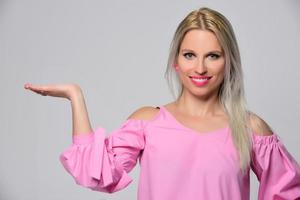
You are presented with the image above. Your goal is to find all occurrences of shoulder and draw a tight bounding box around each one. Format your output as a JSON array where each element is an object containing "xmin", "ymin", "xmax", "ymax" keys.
[
  {"xmin": 126, "ymin": 106, "xmax": 160, "ymax": 121},
  {"xmin": 247, "ymin": 111, "xmax": 274, "ymax": 136}
]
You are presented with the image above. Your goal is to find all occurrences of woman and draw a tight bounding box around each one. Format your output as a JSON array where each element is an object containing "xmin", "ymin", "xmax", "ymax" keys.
[{"xmin": 24, "ymin": 7, "xmax": 300, "ymax": 200}]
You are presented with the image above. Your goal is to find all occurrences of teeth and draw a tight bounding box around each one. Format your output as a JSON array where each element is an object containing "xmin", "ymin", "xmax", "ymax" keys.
[{"xmin": 191, "ymin": 78, "xmax": 209, "ymax": 82}]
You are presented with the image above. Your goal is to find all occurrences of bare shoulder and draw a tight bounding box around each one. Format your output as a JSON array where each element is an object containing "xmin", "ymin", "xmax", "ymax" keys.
[
  {"xmin": 126, "ymin": 106, "xmax": 160, "ymax": 121},
  {"xmin": 247, "ymin": 111, "xmax": 274, "ymax": 136}
]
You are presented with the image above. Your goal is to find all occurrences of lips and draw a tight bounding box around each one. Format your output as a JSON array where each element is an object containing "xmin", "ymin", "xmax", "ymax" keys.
[
  {"xmin": 189, "ymin": 75, "xmax": 212, "ymax": 79},
  {"xmin": 189, "ymin": 75, "xmax": 212, "ymax": 86}
]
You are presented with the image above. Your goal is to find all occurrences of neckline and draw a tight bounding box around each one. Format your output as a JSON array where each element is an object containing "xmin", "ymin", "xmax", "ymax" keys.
[{"xmin": 158, "ymin": 105, "xmax": 230, "ymax": 136}]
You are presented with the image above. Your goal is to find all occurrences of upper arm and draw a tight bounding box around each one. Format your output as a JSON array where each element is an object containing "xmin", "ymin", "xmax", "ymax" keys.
[
  {"xmin": 126, "ymin": 106, "xmax": 160, "ymax": 121},
  {"xmin": 248, "ymin": 111, "xmax": 274, "ymax": 136}
]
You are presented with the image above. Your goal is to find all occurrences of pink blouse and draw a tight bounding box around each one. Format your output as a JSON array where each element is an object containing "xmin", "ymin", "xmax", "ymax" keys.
[{"xmin": 59, "ymin": 105, "xmax": 300, "ymax": 200}]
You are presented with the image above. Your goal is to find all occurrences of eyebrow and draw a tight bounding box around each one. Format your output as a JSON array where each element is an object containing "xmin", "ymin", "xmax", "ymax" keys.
[{"xmin": 180, "ymin": 48, "xmax": 223, "ymax": 54}]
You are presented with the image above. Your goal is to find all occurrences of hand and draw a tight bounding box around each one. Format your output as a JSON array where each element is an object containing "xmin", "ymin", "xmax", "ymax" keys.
[{"xmin": 24, "ymin": 83, "xmax": 82, "ymax": 100}]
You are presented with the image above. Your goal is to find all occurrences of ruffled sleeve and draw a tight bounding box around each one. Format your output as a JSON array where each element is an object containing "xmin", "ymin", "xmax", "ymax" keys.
[
  {"xmin": 250, "ymin": 132, "xmax": 300, "ymax": 200},
  {"xmin": 59, "ymin": 119, "xmax": 147, "ymax": 193}
]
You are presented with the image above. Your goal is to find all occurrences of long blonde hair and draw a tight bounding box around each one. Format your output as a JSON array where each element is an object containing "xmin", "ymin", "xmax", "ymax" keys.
[{"xmin": 165, "ymin": 7, "xmax": 253, "ymax": 175}]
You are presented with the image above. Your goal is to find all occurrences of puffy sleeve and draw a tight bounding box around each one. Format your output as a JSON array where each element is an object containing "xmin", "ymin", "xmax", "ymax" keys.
[
  {"xmin": 250, "ymin": 132, "xmax": 300, "ymax": 200},
  {"xmin": 59, "ymin": 119, "xmax": 147, "ymax": 193}
]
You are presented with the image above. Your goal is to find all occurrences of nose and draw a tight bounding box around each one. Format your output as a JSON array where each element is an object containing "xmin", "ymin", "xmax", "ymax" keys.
[{"xmin": 194, "ymin": 59, "xmax": 207, "ymax": 74}]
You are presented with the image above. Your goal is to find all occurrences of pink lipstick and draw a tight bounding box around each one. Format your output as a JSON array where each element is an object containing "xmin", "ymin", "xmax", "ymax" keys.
[{"xmin": 189, "ymin": 75, "xmax": 212, "ymax": 86}]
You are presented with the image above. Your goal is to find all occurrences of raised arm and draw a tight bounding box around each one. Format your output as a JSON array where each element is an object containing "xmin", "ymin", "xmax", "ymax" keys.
[
  {"xmin": 25, "ymin": 82, "xmax": 160, "ymax": 193},
  {"xmin": 69, "ymin": 89, "xmax": 93, "ymax": 136}
]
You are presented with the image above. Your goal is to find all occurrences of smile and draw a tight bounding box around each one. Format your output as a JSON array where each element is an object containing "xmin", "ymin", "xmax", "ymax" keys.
[{"xmin": 189, "ymin": 76, "xmax": 212, "ymax": 86}]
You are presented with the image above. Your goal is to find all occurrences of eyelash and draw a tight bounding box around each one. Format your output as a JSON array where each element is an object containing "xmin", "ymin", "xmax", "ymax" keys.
[{"xmin": 183, "ymin": 52, "xmax": 220, "ymax": 60}]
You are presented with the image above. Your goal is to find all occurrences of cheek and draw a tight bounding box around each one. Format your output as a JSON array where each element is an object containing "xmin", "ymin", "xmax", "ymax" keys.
[
  {"xmin": 210, "ymin": 60, "xmax": 225, "ymax": 76},
  {"xmin": 176, "ymin": 70, "xmax": 191, "ymax": 85},
  {"xmin": 213, "ymin": 68, "xmax": 226, "ymax": 84},
  {"xmin": 211, "ymin": 69, "xmax": 225, "ymax": 83},
  {"xmin": 207, "ymin": 65, "xmax": 225, "ymax": 84},
  {"xmin": 216, "ymin": 66, "xmax": 225, "ymax": 75}
]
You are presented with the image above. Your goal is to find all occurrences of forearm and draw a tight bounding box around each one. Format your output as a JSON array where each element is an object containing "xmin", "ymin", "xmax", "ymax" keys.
[{"xmin": 70, "ymin": 90, "xmax": 93, "ymax": 136}]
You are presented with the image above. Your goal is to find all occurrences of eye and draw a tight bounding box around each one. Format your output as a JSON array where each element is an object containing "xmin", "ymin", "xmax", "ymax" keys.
[
  {"xmin": 183, "ymin": 52, "xmax": 195, "ymax": 59},
  {"xmin": 208, "ymin": 53, "xmax": 220, "ymax": 60}
]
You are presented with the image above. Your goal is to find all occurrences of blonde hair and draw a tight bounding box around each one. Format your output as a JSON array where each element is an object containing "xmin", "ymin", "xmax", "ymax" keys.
[{"xmin": 165, "ymin": 7, "xmax": 253, "ymax": 175}]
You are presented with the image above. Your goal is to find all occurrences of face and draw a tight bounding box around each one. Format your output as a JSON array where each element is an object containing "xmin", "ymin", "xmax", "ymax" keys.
[{"xmin": 175, "ymin": 29, "xmax": 225, "ymax": 98}]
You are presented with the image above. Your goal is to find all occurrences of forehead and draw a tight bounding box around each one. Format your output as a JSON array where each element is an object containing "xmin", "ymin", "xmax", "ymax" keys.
[{"xmin": 180, "ymin": 29, "xmax": 222, "ymax": 52}]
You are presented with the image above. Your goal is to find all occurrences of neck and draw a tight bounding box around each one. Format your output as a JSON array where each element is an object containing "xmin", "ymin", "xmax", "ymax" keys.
[{"xmin": 175, "ymin": 89, "xmax": 224, "ymax": 117}]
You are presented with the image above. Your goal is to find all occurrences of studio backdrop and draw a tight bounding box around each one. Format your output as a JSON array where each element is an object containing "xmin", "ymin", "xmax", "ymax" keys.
[{"xmin": 1, "ymin": 0, "xmax": 300, "ymax": 199}]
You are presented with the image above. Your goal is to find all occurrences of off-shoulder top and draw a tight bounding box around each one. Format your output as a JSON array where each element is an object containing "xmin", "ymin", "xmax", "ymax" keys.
[{"xmin": 59, "ymin": 105, "xmax": 300, "ymax": 200}]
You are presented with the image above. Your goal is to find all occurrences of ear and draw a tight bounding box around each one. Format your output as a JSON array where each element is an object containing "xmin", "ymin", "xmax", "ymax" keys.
[{"xmin": 173, "ymin": 63, "xmax": 179, "ymax": 71}]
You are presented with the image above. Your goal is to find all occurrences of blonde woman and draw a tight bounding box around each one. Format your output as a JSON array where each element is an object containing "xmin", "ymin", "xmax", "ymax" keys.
[{"xmin": 24, "ymin": 7, "xmax": 300, "ymax": 200}]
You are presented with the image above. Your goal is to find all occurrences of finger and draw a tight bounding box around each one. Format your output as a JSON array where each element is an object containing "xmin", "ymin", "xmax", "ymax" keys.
[
  {"xmin": 24, "ymin": 83, "xmax": 33, "ymax": 89},
  {"xmin": 30, "ymin": 85, "xmax": 48, "ymax": 92}
]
